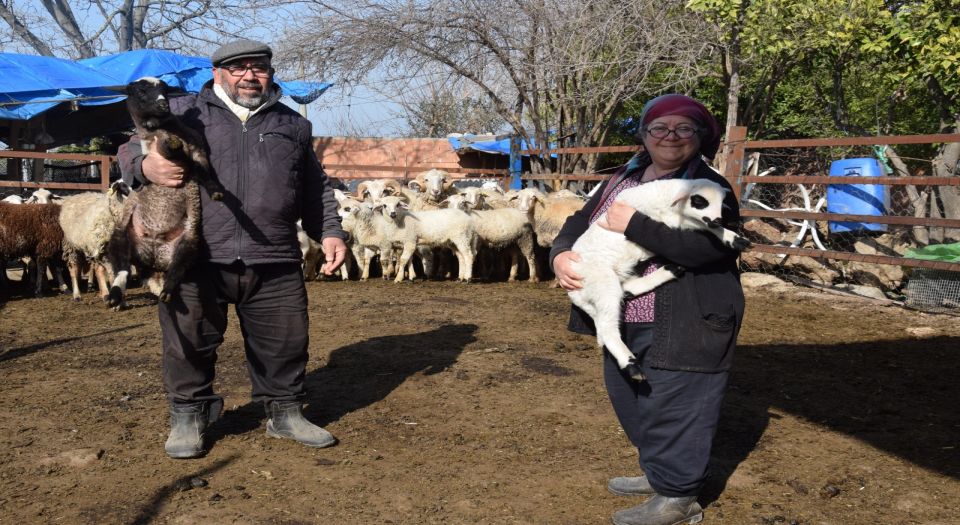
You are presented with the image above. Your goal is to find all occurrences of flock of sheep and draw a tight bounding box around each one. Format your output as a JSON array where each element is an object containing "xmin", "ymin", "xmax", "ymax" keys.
[
  {"xmin": 0, "ymin": 169, "xmax": 588, "ymax": 305},
  {"xmin": 304, "ymin": 169, "xmax": 586, "ymax": 284}
]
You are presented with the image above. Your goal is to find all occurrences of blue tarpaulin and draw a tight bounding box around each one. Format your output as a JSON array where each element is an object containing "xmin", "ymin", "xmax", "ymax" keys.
[
  {"xmin": 80, "ymin": 49, "xmax": 332, "ymax": 105},
  {"xmin": 0, "ymin": 53, "xmax": 124, "ymax": 120},
  {"xmin": 0, "ymin": 50, "xmax": 332, "ymax": 121}
]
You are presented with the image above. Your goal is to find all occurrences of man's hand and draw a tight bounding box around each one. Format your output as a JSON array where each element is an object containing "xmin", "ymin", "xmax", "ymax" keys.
[
  {"xmin": 596, "ymin": 201, "xmax": 636, "ymax": 234},
  {"xmin": 141, "ymin": 140, "xmax": 187, "ymax": 188},
  {"xmin": 321, "ymin": 237, "xmax": 349, "ymax": 276}
]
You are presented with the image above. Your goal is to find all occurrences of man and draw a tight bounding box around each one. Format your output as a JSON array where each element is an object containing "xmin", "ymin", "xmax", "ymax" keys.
[{"xmin": 118, "ymin": 39, "xmax": 349, "ymax": 459}]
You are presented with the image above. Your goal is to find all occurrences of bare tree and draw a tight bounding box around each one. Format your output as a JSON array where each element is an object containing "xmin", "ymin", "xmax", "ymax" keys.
[
  {"xmin": 281, "ymin": 0, "xmax": 713, "ymax": 174},
  {"xmin": 0, "ymin": 0, "xmax": 264, "ymax": 58}
]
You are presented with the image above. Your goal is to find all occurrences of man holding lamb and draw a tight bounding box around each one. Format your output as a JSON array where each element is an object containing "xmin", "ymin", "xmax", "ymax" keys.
[{"xmin": 118, "ymin": 39, "xmax": 348, "ymax": 459}]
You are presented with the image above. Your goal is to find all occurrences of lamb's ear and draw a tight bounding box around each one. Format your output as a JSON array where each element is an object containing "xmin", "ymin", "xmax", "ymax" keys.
[
  {"xmin": 671, "ymin": 189, "xmax": 691, "ymax": 207},
  {"xmin": 438, "ymin": 198, "xmax": 450, "ymax": 207},
  {"xmin": 398, "ymin": 201, "xmax": 410, "ymax": 209}
]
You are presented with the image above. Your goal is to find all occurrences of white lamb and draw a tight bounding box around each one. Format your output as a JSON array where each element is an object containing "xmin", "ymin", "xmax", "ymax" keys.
[
  {"xmin": 566, "ymin": 178, "xmax": 749, "ymax": 381},
  {"xmin": 374, "ymin": 195, "xmax": 477, "ymax": 283}
]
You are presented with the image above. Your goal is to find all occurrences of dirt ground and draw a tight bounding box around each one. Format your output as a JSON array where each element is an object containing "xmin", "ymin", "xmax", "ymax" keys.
[{"xmin": 0, "ymin": 272, "xmax": 958, "ymax": 525}]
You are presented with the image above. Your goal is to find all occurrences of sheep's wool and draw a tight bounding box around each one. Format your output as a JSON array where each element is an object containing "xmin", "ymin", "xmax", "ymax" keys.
[{"xmin": 592, "ymin": 176, "xmax": 660, "ymax": 323}]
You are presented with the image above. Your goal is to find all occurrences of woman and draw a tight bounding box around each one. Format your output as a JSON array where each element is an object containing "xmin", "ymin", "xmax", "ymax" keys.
[{"xmin": 550, "ymin": 94, "xmax": 745, "ymax": 525}]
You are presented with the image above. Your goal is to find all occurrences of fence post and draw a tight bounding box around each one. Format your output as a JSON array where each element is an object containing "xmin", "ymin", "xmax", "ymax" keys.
[
  {"xmin": 100, "ymin": 156, "xmax": 111, "ymax": 191},
  {"xmin": 723, "ymin": 126, "xmax": 748, "ymax": 200},
  {"xmin": 508, "ymin": 135, "xmax": 523, "ymax": 190}
]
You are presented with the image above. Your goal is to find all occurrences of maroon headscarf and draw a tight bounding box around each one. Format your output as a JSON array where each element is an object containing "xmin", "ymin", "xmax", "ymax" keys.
[{"xmin": 639, "ymin": 94, "xmax": 722, "ymax": 160}]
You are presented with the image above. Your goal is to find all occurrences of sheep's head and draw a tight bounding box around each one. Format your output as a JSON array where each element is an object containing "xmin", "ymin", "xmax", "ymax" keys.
[
  {"xmin": 414, "ymin": 169, "xmax": 452, "ymax": 201},
  {"xmin": 441, "ymin": 193, "xmax": 471, "ymax": 212},
  {"xmin": 356, "ymin": 178, "xmax": 402, "ymax": 202},
  {"xmin": 511, "ymin": 188, "xmax": 545, "ymax": 213},
  {"xmin": 26, "ymin": 188, "xmax": 61, "ymax": 204},
  {"xmin": 125, "ymin": 77, "xmax": 172, "ymax": 127},
  {"xmin": 457, "ymin": 187, "xmax": 485, "ymax": 210},
  {"xmin": 671, "ymin": 179, "xmax": 729, "ymax": 229},
  {"xmin": 373, "ymin": 195, "xmax": 409, "ymax": 221}
]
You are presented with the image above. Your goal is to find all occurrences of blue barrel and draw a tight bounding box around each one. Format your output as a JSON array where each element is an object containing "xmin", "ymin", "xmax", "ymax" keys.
[{"xmin": 826, "ymin": 158, "xmax": 888, "ymax": 233}]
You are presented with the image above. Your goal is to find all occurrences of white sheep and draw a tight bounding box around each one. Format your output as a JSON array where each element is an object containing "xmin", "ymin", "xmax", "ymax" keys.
[
  {"xmin": 57, "ymin": 185, "xmax": 127, "ymax": 304},
  {"xmin": 510, "ymin": 188, "xmax": 585, "ymax": 247},
  {"xmin": 373, "ymin": 195, "xmax": 478, "ymax": 283},
  {"xmin": 444, "ymin": 193, "xmax": 538, "ymax": 282},
  {"xmin": 566, "ymin": 178, "xmax": 749, "ymax": 381}
]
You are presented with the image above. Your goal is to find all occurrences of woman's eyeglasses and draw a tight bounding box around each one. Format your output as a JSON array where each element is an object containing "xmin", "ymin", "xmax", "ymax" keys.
[
  {"xmin": 644, "ymin": 125, "xmax": 700, "ymax": 139},
  {"xmin": 222, "ymin": 64, "xmax": 272, "ymax": 78}
]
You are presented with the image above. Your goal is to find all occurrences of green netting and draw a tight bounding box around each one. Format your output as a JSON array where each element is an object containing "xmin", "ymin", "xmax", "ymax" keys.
[{"xmin": 904, "ymin": 242, "xmax": 960, "ymax": 263}]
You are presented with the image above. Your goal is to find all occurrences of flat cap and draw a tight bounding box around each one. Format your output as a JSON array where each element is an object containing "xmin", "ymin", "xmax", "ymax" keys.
[{"xmin": 211, "ymin": 39, "xmax": 273, "ymax": 66}]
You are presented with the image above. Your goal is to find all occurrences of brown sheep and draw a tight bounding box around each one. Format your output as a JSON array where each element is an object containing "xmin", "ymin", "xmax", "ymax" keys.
[{"xmin": 0, "ymin": 202, "xmax": 66, "ymax": 297}]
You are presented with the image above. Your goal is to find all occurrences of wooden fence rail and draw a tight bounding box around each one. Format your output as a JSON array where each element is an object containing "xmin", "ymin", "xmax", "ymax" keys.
[{"xmin": 0, "ymin": 151, "xmax": 114, "ymax": 192}]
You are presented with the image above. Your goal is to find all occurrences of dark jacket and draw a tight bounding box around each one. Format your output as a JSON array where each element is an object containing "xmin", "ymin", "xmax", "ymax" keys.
[
  {"xmin": 118, "ymin": 81, "xmax": 347, "ymax": 265},
  {"xmin": 549, "ymin": 156, "xmax": 745, "ymax": 373}
]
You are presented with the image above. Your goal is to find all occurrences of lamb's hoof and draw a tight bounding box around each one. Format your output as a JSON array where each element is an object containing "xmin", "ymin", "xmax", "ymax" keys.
[
  {"xmin": 72, "ymin": 297, "xmax": 82, "ymax": 303},
  {"xmin": 211, "ymin": 192, "xmax": 224, "ymax": 201},
  {"xmin": 731, "ymin": 236, "xmax": 751, "ymax": 251},
  {"xmin": 663, "ymin": 263, "xmax": 685, "ymax": 278},
  {"xmin": 625, "ymin": 362, "xmax": 646, "ymax": 382},
  {"xmin": 158, "ymin": 291, "xmax": 174, "ymax": 303}
]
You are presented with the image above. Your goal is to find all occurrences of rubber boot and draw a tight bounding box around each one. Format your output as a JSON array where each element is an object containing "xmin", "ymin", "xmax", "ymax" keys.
[
  {"xmin": 612, "ymin": 494, "xmax": 703, "ymax": 525},
  {"xmin": 164, "ymin": 398, "xmax": 222, "ymax": 459},
  {"xmin": 608, "ymin": 475, "xmax": 656, "ymax": 496},
  {"xmin": 264, "ymin": 400, "xmax": 337, "ymax": 448}
]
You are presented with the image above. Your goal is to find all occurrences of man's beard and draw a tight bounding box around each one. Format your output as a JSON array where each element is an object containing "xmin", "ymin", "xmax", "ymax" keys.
[{"xmin": 229, "ymin": 82, "xmax": 268, "ymax": 109}]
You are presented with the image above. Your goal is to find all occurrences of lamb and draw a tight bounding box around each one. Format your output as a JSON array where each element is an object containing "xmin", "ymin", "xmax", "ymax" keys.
[
  {"xmin": 566, "ymin": 178, "xmax": 749, "ymax": 381},
  {"xmin": 510, "ymin": 188, "xmax": 585, "ymax": 247},
  {"xmin": 372, "ymin": 195, "xmax": 478, "ymax": 283},
  {"xmin": 108, "ymin": 77, "xmax": 226, "ymax": 305},
  {"xmin": 57, "ymin": 183, "xmax": 128, "ymax": 304},
  {"xmin": 337, "ymin": 198, "xmax": 388, "ymax": 281},
  {"xmin": 444, "ymin": 193, "xmax": 538, "ymax": 282},
  {"xmin": 0, "ymin": 202, "xmax": 67, "ymax": 296}
]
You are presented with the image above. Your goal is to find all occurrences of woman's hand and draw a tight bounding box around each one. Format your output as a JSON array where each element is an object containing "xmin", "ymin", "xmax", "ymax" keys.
[
  {"xmin": 141, "ymin": 140, "xmax": 186, "ymax": 188},
  {"xmin": 596, "ymin": 201, "xmax": 635, "ymax": 234},
  {"xmin": 553, "ymin": 251, "xmax": 583, "ymax": 291}
]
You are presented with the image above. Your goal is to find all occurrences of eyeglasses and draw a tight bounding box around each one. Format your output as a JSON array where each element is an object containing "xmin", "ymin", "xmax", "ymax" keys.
[
  {"xmin": 222, "ymin": 64, "xmax": 272, "ymax": 78},
  {"xmin": 644, "ymin": 125, "xmax": 700, "ymax": 139}
]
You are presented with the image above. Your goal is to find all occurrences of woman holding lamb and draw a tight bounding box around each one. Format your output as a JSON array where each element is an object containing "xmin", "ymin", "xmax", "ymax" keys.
[{"xmin": 550, "ymin": 94, "xmax": 745, "ymax": 525}]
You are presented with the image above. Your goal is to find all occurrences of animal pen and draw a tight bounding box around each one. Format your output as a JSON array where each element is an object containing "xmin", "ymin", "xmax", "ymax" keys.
[{"xmin": 322, "ymin": 131, "xmax": 960, "ymax": 313}]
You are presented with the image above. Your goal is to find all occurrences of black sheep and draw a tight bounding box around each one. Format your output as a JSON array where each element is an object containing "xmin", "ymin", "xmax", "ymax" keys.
[{"xmin": 109, "ymin": 77, "xmax": 224, "ymax": 304}]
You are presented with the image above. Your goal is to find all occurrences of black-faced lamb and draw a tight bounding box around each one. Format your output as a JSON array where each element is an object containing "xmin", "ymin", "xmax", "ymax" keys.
[
  {"xmin": 109, "ymin": 77, "xmax": 225, "ymax": 305},
  {"xmin": 566, "ymin": 178, "xmax": 749, "ymax": 381}
]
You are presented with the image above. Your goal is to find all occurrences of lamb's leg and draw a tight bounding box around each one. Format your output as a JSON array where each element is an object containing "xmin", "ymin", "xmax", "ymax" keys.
[
  {"xmin": 66, "ymin": 250, "xmax": 83, "ymax": 301},
  {"xmin": 517, "ymin": 230, "xmax": 539, "ymax": 282},
  {"xmin": 393, "ymin": 242, "xmax": 417, "ymax": 283},
  {"xmin": 708, "ymin": 226, "xmax": 751, "ymax": 251},
  {"xmin": 621, "ymin": 265, "xmax": 685, "ymax": 298},
  {"xmin": 571, "ymin": 273, "xmax": 644, "ymax": 382},
  {"xmin": 506, "ymin": 247, "xmax": 520, "ymax": 282},
  {"xmin": 33, "ymin": 257, "xmax": 47, "ymax": 297},
  {"xmin": 454, "ymin": 239, "xmax": 476, "ymax": 282},
  {"xmin": 94, "ymin": 261, "xmax": 111, "ymax": 302}
]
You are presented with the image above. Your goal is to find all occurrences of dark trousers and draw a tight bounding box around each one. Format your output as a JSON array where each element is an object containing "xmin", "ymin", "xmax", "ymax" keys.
[
  {"xmin": 604, "ymin": 323, "xmax": 728, "ymax": 497},
  {"xmin": 158, "ymin": 261, "xmax": 309, "ymax": 404}
]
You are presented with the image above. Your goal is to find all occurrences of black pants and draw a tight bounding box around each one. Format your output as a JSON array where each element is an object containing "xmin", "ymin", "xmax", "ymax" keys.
[
  {"xmin": 158, "ymin": 261, "xmax": 309, "ymax": 404},
  {"xmin": 604, "ymin": 323, "xmax": 728, "ymax": 497}
]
